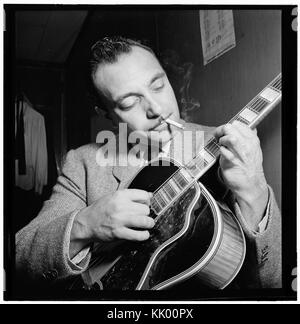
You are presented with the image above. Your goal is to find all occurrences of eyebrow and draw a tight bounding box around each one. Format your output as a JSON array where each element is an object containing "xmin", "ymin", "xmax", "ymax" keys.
[
  {"xmin": 148, "ymin": 71, "xmax": 166, "ymax": 87},
  {"xmin": 115, "ymin": 71, "xmax": 166, "ymax": 103}
]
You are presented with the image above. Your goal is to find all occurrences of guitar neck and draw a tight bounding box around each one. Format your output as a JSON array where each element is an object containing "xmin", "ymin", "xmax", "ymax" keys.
[
  {"xmin": 229, "ymin": 73, "xmax": 282, "ymax": 130},
  {"xmin": 151, "ymin": 73, "xmax": 281, "ymax": 216},
  {"xmin": 185, "ymin": 73, "xmax": 282, "ymax": 179}
]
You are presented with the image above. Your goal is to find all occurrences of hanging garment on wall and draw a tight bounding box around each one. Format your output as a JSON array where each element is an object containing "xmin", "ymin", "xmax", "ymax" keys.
[
  {"xmin": 15, "ymin": 98, "xmax": 48, "ymax": 194},
  {"xmin": 15, "ymin": 98, "xmax": 27, "ymax": 174}
]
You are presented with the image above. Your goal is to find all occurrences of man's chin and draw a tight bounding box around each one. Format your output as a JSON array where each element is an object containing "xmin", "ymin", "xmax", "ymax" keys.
[{"xmin": 148, "ymin": 129, "xmax": 173, "ymax": 146}]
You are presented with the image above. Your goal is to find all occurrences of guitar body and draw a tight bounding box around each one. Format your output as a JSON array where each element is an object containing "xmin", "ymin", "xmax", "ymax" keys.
[{"xmin": 71, "ymin": 158, "xmax": 245, "ymax": 290}]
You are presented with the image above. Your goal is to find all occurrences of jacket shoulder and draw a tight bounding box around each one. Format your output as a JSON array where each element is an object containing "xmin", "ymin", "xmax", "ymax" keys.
[
  {"xmin": 73, "ymin": 143, "xmax": 103, "ymax": 157},
  {"xmin": 61, "ymin": 143, "xmax": 107, "ymax": 170}
]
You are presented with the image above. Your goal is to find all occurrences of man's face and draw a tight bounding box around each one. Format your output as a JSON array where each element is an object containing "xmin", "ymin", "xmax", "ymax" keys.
[{"xmin": 93, "ymin": 46, "xmax": 180, "ymax": 143}]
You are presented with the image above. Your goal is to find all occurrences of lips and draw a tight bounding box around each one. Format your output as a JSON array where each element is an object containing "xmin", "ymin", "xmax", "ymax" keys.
[
  {"xmin": 150, "ymin": 114, "xmax": 172, "ymax": 131},
  {"xmin": 151, "ymin": 121, "xmax": 169, "ymax": 132}
]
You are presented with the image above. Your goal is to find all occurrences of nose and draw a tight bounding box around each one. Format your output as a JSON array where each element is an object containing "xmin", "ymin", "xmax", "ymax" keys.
[{"xmin": 144, "ymin": 96, "xmax": 163, "ymax": 119}]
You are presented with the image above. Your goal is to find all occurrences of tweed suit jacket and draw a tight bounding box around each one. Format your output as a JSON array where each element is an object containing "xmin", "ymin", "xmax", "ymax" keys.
[{"xmin": 16, "ymin": 121, "xmax": 282, "ymax": 290}]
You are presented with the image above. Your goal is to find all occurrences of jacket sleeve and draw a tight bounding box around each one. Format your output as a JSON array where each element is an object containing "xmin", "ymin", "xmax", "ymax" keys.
[
  {"xmin": 231, "ymin": 186, "xmax": 282, "ymax": 288},
  {"xmin": 15, "ymin": 149, "xmax": 91, "ymax": 285}
]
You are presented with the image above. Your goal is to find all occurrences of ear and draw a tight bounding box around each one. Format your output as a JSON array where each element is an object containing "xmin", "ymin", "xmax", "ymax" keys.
[{"xmin": 109, "ymin": 110, "xmax": 122, "ymax": 129}]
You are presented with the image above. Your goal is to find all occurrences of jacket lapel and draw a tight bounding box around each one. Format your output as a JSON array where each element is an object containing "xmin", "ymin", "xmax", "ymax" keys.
[{"xmin": 112, "ymin": 151, "xmax": 143, "ymax": 190}]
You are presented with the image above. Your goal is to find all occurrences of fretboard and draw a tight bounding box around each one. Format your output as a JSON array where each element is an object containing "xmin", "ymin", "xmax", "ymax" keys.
[{"xmin": 151, "ymin": 73, "xmax": 281, "ymax": 216}]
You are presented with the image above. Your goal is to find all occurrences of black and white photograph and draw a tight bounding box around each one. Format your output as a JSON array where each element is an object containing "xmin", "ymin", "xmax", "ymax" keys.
[{"xmin": 3, "ymin": 3, "xmax": 297, "ymax": 304}]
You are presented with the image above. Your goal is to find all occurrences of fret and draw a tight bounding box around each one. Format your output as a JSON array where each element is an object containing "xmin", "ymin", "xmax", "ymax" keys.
[
  {"xmin": 180, "ymin": 168, "xmax": 194, "ymax": 182},
  {"xmin": 160, "ymin": 187, "xmax": 171, "ymax": 202},
  {"xmin": 152, "ymin": 169, "xmax": 192, "ymax": 214},
  {"xmin": 159, "ymin": 186, "xmax": 172, "ymax": 203},
  {"xmin": 155, "ymin": 191, "xmax": 168, "ymax": 208},
  {"xmin": 246, "ymin": 97, "xmax": 260, "ymax": 112},
  {"xmin": 270, "ymin": 85, "xmax": 281, "ymax": 92},
  {"xmin": 193, "ymin": 155, "xmax": 207, "ymax": 169},
  {"xmin": 205, "ymin": 139, "xmax": 220, "ymax": 157},
  {"xmin": 151, "ymin": 197, "xmax": 161, "ymax": 214},
  {"xmin": 168, "ymin": 178, "xmax": 181, "ymax": 194},
  {"xmin": 234, "ymin": 115, "xmax": 249, "ymax": 125},
  {"xmin": 173, "ymin": 173, "xmax": 185, "ymax": 190},
  {"xmin": 247, "ymin": 98, "xmax": 260, "ymax": 113},
  {"xmin": 248, "ymin": 96, "xmax": 269, "ymax": 113},
  {"xmin": 186, "ymin": 160, "xmax": 201, "ymax": 176},
  {"xmin": 202, "ymin": 148, "xmax": 216, "ymax": 164},
  {"xmin": 270, "ymin": 75, "xmax": 281, "ymax": 91},
  {"xmin": 173, "ymin": 170, "xmax": 190, "ymax": 190},
  {"xmin": 259, "ymin": 87, "xmax": 281, "ymax": 103},
  {"xmin": 272, "ymin": 78, "xmax": 281, "ymax": 88},
  {"xmin": 239, "ymin": 108, "xmax": 258, "ymax": 124},
  {"xmin": 191, "ymin": 148, "xmax": 216, "ymax": 172},
  {"xmin": 162, "ymin": 183, "xmax": 175, "ymax": 200}
]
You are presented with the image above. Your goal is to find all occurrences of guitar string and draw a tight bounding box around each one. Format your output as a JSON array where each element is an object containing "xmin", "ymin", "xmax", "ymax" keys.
[
  {"xmin": 151, "ymin": 75, "xmax": 281, "ymax": 217},
  {"xmin": 152, "ymin": 96, "xmax": 269, "ymax": 208},
  {"xmin": 152, "ymin": 115, "xmax": 256, "ymax": 213},
  {"xmin": 149, "ymin": 75, "xmax": 282, "ymax": 212},
  {"xmin": 151, "ymin": 116, "xmax": 255, "ymax": 215},
  {"xmin": 151, "ymin": 74, "xmax": 282, "ymax": 213}
]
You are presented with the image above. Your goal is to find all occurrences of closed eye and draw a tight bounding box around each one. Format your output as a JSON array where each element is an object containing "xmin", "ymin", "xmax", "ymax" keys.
[
  {"xmin": 119, "ymin": 96, "xmax": 140, "ymax": 110},
  {"xmin": 151, "ymin": 78, "xmax": 165, "ymax": 91}
]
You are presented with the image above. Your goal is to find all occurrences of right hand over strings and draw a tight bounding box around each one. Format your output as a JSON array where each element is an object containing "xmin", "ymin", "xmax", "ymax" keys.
[{"xmin": 69, "ymin": 189, "xmax": 154, "ymax": 259}]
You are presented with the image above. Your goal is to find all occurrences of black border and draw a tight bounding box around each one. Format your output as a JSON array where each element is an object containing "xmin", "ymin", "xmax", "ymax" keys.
[{"xmin": 3, "ymin": 4, "xmax": 297, "ymax": 302}]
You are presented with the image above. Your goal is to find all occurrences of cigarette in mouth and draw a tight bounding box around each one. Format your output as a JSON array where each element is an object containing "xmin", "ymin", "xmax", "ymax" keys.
[{"xmin": 163, "ymin": 118, "xmax": 185, "ymax": 130}]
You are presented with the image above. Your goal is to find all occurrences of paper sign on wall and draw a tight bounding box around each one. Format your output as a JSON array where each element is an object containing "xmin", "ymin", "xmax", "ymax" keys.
[{"xmin": 199, "ymin": 10, "xmax": 236, "ymax": 65}]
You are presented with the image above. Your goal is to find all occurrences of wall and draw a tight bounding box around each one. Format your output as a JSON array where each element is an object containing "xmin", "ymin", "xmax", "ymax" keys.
[{"xmin": 156, "ymin": 10, "xmax": 281, "ymax": 207}]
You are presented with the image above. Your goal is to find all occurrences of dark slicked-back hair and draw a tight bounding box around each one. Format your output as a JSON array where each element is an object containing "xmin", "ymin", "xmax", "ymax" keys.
[
  {"xmin": 88, "ymin": 36, "xmax": 158, "ymax": 120},
  {"xmin": 90, "ymin": 36, "xmax": 155, "ymax": 77}
]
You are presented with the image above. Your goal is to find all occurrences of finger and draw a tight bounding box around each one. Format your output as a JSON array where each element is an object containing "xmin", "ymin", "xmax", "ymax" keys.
[
  {"xmin": 225, "ymin": 123, "xmax": 246, "ymax": 140},
  {"xmin": 219, "ymin": 146, "xmax": 236, "ymax": 163},
  {"xmin": 114, "ymin": 227, "xmax": 151, "ymax": 241},
  {"xmin": 124, "ymin": 214, "xmax": 155, "ymax": 229},
  {"xmin": 122, "ymin": 189, "xmax": 152, "ymax": 205},
  {"xmin": 231, "ymin": 120, "xmax": 256, "ymax": 138},
  {"xmin": 214, "ymin": 124, "xmax": 227, "ymax": 139},
  {"xmin": 214, "ymin": 123, "xmax": 240, "ymax": 140},
  {"xmin": 231, "ymin": 122, "xmax": 261, "ymax": 150},
  {"xmin": 129, "ymin": 202, "xmax": 151, "ymax": 216},
  {"xmin": 218, "ymin": 134, "xmax": 246, "ymax": 162}
]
